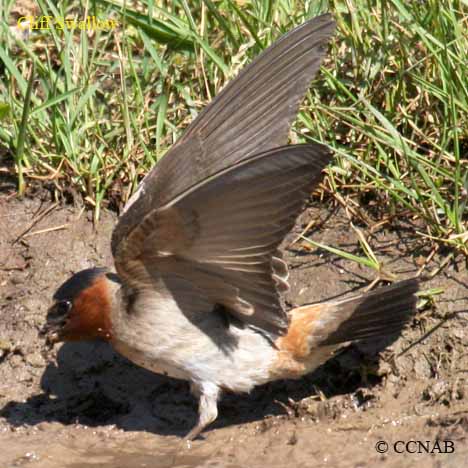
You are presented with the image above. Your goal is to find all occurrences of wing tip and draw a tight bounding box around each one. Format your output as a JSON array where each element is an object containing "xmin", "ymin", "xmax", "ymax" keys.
[
  {"xmin": 290, "ymin": 142, "xmax": 334, "ymax": 172},
  {"xmin": 296, "ymin": 12, "xmax": 336, "ymax": 40}
]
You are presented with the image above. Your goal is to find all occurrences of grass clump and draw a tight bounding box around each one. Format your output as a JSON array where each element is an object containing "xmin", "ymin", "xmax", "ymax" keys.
[{"xmin": 0, "ymin": 0, "xmax": 466, "ymax": 261}]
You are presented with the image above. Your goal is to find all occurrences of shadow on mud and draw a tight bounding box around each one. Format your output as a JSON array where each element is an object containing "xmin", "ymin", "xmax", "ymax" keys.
[{"xmin": 0, "ymin": 334, "xmax": 398, "ymax": 438}]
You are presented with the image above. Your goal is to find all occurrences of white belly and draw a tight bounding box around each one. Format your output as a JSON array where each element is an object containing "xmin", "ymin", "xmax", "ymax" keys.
[{"xmin": 112, "ymin": 338, "xmax": 191, "ymax": 381}]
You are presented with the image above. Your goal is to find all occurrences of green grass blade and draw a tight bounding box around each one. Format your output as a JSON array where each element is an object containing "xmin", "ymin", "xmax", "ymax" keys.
[{"xmin": 15, "ymin": 63, "xmax": 35, "ymax": 196}]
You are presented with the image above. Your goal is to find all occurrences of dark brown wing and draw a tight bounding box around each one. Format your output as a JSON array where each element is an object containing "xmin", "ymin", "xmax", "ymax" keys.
[
  {"xmin": 114, "ymin": 144, "xmax": 332, "ymax": 335},
  {"xmin": 112, "ymin": 15, "xmax": 335, "ymax": 253}
]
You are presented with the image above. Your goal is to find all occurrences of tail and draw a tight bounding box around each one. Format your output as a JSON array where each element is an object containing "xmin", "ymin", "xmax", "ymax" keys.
[{"xmin": 274, "ymin": 279, "xmax": 419, "ymax": 378}]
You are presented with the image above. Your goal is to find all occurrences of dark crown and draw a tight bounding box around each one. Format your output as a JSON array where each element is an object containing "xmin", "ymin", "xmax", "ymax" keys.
[{"xmin": 53, "ymin": 267, "xmax": 108, "ymax": 302}]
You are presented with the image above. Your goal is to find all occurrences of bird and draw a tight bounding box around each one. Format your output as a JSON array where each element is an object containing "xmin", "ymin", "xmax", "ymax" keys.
[{"xmin": 42, "ymin": 14, "xmax": 419, "ymax": 440}]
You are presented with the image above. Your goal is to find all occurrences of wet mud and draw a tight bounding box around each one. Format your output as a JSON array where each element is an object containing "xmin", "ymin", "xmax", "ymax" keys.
[{"xmin": 1, "ymin": 190, "xmax": 467, "ymax": 467}]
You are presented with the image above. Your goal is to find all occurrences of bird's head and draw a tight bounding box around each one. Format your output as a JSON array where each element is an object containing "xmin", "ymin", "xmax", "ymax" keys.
[{"xmin": 42, "ymin": 267, "xmax": 121, "ymax": 345}]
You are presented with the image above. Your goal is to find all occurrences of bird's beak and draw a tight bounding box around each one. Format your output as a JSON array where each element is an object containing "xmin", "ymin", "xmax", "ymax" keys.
[{"xmin": 40, "ymin": 309, "xmax": 66, "ymax": 346}]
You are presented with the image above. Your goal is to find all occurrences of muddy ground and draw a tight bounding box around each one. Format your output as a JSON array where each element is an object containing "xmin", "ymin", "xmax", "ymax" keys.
[{"xmin": 0, "ymin": 184, "xmax": 467, "ymax": 468}]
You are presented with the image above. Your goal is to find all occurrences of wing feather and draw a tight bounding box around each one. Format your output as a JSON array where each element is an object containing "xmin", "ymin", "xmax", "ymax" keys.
[
  {"xmin": 111, "ymin": 15, "xmax": 335, "ymax": 253},
  {"xmin": 114, "ymin": 144, "xmax": 332, "ymax": 335}
]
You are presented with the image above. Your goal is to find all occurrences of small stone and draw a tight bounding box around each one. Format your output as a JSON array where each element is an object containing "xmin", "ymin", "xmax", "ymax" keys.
[
  {"xmin": 22, "ymin": 297, "xmax": 40, "ymax": 312},
  {"xmin": 413, "ymin": 357, "xmax": 432, "ymax": 378},
  {"xmin": 26, "ymin": 352, "xmax": 45, "ymax": 368},
  {"xmin": 9, "ymin": 354, "xmax": 23, "ymax": 368},
  {"xmin": 0, "ymin": 339, "xmax": 11, "ymax": 351}
]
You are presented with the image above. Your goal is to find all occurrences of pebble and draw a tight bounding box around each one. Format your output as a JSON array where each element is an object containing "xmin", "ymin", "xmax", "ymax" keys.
[{"xmin": 26, "ymin": 352, "xmax": 45, "ymax": 368}]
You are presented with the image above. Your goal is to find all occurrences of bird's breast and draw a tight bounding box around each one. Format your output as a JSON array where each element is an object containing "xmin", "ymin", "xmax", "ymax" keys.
[{"xmin": 111, "ymin": 337, "xmax": 191, "ymax": 381}]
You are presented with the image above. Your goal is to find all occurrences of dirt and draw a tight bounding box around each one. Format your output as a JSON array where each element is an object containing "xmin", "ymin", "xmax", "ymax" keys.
[{"xmin": 0, "ymin": 185, "xmax": 467, "ymax": 468}]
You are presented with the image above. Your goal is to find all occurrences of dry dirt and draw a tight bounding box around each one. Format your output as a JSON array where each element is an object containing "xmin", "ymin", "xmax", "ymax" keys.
[{"xmin": 0, "ymin": 184, "xmax": 467, "ymax": 468}]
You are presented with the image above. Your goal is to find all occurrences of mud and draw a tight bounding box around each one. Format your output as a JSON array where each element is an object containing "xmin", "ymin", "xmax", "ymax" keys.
[{"xmin": 0, "ymin": 188, "xmax": 467, "ymax": 467}]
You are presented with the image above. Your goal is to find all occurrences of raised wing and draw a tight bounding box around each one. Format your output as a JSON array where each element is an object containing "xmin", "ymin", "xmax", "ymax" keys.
[
  {"xmin": 112, "ymin": 15, "xmax": 335, "ymax": 253},
  {"xmin": 114, "ymin": 144, "xmax": 332, "ymax": 335}
]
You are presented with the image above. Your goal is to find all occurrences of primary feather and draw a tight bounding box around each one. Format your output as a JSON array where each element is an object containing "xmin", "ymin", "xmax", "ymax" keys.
[{"xmin": 111, "ymin": 14, "xmax": 336, "ymax": 337}]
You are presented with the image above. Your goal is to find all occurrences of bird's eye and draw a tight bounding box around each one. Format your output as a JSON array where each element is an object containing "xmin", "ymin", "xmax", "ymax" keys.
[
  {"xmin": 47, "ymin": 300, "xmax": 72, "ymax": 324},
  {"xmin": 55, "ymin": 300, "xmax": 72, "ymax": 316}
]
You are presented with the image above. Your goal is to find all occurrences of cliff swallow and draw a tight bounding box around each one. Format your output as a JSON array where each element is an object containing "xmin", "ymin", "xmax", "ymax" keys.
[{"xmin": 43, "ymin": 14, "xmax": 419, "ymax": 440}]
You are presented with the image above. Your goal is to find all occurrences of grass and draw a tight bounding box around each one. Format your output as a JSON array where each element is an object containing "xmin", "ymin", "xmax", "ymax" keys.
[{"xmin": 0, "ymin": 0, "xmax": 467, "ymax": 267}]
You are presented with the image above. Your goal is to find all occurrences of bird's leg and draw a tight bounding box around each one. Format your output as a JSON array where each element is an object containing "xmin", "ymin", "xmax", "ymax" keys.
[{"xmin": 185, "ymin": 381, "xmax": 220, "ymax": 441}]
